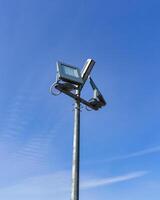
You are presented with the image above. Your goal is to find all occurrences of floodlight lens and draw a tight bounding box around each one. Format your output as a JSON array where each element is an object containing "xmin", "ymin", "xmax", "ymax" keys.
[
  {"xmin": 63, "ymin": 65, "xmax": 79, "ymax": 78},
  {"xmin": 57, "ymin": 61, "xmax": 83, "ymax": 85}
]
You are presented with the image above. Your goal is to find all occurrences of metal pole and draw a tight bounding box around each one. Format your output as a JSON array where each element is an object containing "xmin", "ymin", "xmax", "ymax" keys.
[{"xmin": 71, "ymin": 89, "xmax": 81, "ymax": 200}]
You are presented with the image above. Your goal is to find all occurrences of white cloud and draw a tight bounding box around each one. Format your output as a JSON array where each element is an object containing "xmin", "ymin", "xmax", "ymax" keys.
[
  {"xmin": 0, "ymin": 171, "xmax": 70, "ymax": 200},
  {"xmin": 0, "ymin": 170, "xmax": 148, "ymax": 200},
  {"xmin": 81, "ymin": 171, "xmax": 148, "ymax": 189},
  {"xmin": 84, "ymin": 145, "xmax": 160, "ymax": 166},
  {"xmin": 108, "ymin": 146, "xmax": 160, "ymax": 162}
]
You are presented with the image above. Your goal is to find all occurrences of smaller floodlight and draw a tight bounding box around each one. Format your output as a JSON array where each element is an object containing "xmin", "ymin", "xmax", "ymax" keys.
[
  {"xmin": 89, "ymin": 77, "xmax": 106, "ymax": 107},
  {"xmin": 57, "ymin": 61, "xmax": 83, "ymax": 85},
  {"xmin": 81, "ymin": 59, "xmax": 95, "ymax": 86}
]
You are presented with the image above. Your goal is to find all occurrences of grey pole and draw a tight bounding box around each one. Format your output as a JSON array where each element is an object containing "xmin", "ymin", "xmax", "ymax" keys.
[
  {"xmin": 71, "ymin": 89, "xmax": 81, "ymax": 200},
  {"xmin": 51, "ymin": 59, "xmax": 106, "ymax": 200}
]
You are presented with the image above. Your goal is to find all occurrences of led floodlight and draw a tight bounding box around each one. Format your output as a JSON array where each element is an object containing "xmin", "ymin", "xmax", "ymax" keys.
[
  {"xmin": 89, "ymin": 77, "xmax": 106, "ymax": 106},
  {"xmin": 81, "ymin": 59, "xmax": 95, "ymax": 86},
  {"xmin": 57, "ymin": 61, "xmax": 83, "ymax": 85}
]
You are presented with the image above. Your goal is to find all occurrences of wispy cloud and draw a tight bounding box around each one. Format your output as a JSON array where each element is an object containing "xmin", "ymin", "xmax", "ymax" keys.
[
  {"xmin": 108, "ymin": 146, "xmax": 160, "ymax": 162},
  {"xmin": 81, "ymin": 171, "xmax": 148, "ymax": 189},
  {"xmin": 0, "ymin": 170, "xmax": 148, "ymax": 200},
  {"xmin": 0, "ymin": 91, "xmax": 36, "ymax": 142},
  {"xmin": 84, "ymin": 145, "xmax": 160, "ymax": 167},
  {"xmin": 0, "ymin": 74, "xmax": 62, "ymax": 186},
  {"xmin": 13, "ymin": 129, "xmax": 56, "ymax": 169},
  {"xmin": 0, "ymin": 171, "xmax": 70, "ymax": 200}
]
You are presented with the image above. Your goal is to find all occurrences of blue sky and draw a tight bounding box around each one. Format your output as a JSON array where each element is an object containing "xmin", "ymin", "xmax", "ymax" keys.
[{"xmin": 0, "ymin": 0, "xmax": 160, "ymax": 199}]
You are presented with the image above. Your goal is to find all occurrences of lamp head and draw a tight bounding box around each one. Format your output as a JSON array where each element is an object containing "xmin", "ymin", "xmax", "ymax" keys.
[
  {"xmin": 81, "ymin": 59, "xmax": 95, "ymax": 86},
  {"xmin": 89, "ymin": 77, "xmax": 106, "ymax": 107},
  {"xmin": 56, "ymin": 61, "xmax": 83, "ymax": 86}
]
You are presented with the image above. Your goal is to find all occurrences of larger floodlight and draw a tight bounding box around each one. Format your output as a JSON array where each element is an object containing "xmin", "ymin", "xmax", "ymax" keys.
[{"xmin": 57, "ymin": 61, "xmax": 83, "ymax": 85}]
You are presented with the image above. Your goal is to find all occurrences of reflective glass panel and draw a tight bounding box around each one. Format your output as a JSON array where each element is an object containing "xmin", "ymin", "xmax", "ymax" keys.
[{"xmin": 63, "ymin": 66, "xmax": 79, "ymax": 78}]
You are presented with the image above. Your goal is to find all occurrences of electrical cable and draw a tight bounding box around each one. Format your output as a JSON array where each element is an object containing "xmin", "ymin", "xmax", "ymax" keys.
[{"xmin": 49, "ymin": 82, "xmax": 61, "ymax": 96}]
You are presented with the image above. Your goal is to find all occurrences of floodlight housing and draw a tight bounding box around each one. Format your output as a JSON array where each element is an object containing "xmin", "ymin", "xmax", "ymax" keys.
[
  {"xmin": 81, "ymin": 59, "xmax": 95, "ymax": 86},
  {"xmin": 57, "ymin": 61, "xmax": 83, "ymax": 85},
  {"xmin": 89, "ymin": 77, "xmax": 106, "ymax": 106}
]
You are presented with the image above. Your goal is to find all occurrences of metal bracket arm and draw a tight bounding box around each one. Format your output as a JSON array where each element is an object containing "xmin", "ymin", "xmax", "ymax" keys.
[{"xmin": 55, "ymin": 83, "xmax": 98, "ymax": 111}]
